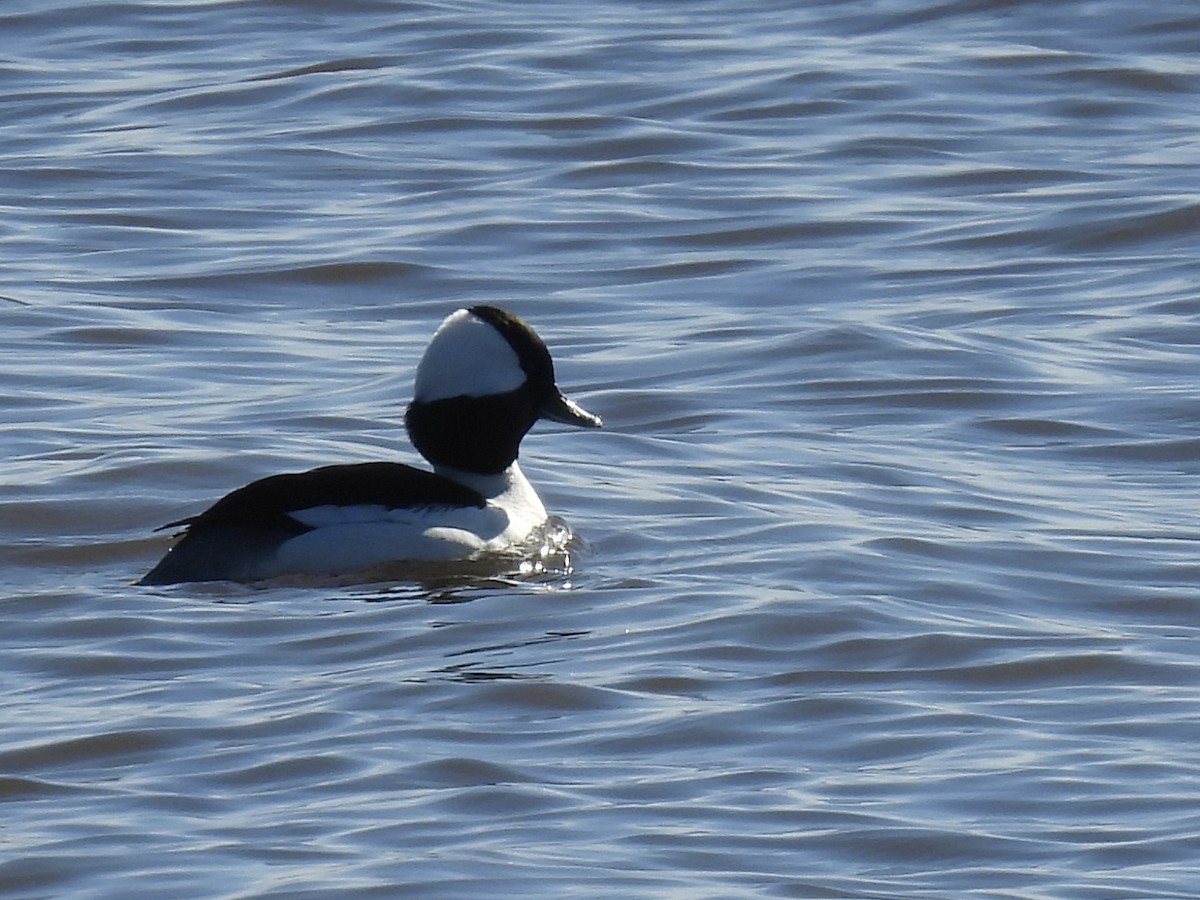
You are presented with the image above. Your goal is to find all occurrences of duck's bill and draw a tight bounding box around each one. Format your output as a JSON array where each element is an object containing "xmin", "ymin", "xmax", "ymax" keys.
[{"xmin": 540, "ymin": 391, "xmax": 602, "ymax": 428}]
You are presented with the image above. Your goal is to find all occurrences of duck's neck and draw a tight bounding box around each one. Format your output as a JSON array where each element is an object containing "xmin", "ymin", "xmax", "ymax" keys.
[
  {"xmin": 436, "ymin": 462, "xmax": 539, "ymax": 507},
  {"xmin": 405, "ymin": 391, "xmax": 535, "ymax": 475}
]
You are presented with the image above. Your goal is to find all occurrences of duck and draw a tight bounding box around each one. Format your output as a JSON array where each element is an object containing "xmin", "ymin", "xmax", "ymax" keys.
[{"xmin": 140, "ymin": 305, "xmax": 601, "ymax": 584}]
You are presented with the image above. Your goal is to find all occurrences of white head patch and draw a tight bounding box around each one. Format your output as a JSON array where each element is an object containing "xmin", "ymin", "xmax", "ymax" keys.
[{"xmin": 413, "ymin": 309, "xmax": 526, "ymax": 402}]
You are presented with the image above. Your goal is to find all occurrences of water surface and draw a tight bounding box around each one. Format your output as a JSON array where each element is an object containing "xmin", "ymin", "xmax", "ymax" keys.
[{"xmin": 2, "ymin": 1, "xmax": 1198, "ymax": 897}]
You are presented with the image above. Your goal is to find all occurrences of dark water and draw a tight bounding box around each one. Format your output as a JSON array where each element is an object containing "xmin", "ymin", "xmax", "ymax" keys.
[{"xmin": 2, "ymin": 1, "xmax": 1199, "ymax": 897}]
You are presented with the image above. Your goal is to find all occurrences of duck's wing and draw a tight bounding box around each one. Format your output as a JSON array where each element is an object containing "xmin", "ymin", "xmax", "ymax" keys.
[
  {"xmin": 187, "ymin": 461, "xmax": 484, "ymax": 529},
  {"xmin": 141, "ymin": 462, "xmax": 485, "ymax": 584}
]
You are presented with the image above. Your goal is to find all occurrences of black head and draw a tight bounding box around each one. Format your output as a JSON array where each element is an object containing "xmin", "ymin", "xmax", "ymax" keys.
[{"xmin": 404, "ymin": 306, "xmax": 600, "ymax": 474}]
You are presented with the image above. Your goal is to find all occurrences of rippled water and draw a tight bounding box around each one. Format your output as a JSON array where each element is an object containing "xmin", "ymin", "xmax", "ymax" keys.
[{"xmin": 2, "ymin": 1, "xmax": 1199, "ymax": 896}]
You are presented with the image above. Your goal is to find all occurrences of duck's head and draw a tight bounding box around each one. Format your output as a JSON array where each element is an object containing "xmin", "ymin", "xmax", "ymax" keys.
[{"xmin": 404, "ymin": 306, "xmax": 601, "ymax": 474}]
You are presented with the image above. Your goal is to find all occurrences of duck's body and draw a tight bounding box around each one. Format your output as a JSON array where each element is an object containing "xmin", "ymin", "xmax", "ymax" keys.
[{"xmin": 141, "ymin": 306, "xmax": 601, "ymax": 585}]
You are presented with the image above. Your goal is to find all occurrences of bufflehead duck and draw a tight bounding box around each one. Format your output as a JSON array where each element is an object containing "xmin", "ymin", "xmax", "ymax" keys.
[{"xmin": 141, "ymin": 305, "xmax": 601, "ymax": 584}]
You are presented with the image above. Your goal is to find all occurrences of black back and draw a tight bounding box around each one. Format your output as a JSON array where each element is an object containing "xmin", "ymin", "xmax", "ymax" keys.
[{"xmin": 174, "ymin": 461, "xmax": 485, "ymax": 534}]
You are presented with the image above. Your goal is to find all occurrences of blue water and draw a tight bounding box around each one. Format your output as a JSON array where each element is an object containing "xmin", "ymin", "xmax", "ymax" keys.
[{"xmin": 2, "ymin": 1, "xmax": 1198, "ymax": 897}]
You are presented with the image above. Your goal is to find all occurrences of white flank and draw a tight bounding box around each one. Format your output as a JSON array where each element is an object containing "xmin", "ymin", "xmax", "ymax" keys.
[{"xmin": 270, "ymin": 463, "xmax": 548, "ymax": 576}]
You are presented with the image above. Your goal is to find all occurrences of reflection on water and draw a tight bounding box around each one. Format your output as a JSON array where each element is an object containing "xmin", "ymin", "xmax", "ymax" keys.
[{"xmin": 1, "ymin": 0, "xmax": 1199, "ymax": 897}]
